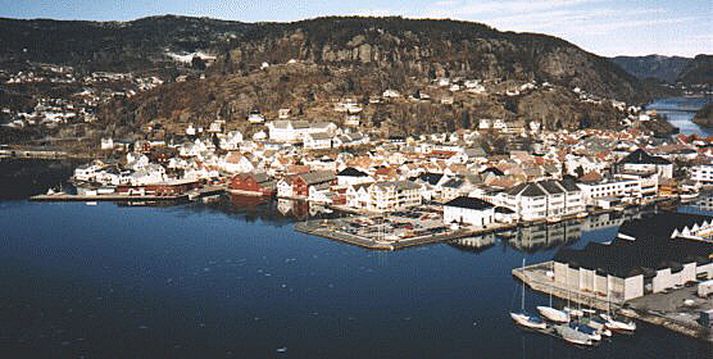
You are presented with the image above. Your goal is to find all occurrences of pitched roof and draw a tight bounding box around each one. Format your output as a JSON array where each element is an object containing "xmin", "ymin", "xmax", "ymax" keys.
[
  {"xmin": 620, "ymin": 148, "xmax": 671, "ymax": 165},
  {"xmin": 338, "ymin": 167, "xmax": 368, "ymax": 177},
  {"xmin": 444, "ymin": 196, "xmax": 494, "ymax": 210},
  {"xmin": 297, "ymin": 170, "xmax": 335, "ymax": 185},
  {"xmin": 554, "ymin": 212, "xmax": 713, "ymax": 278},
  {"xmin": 415, "ymin": 172, "xmax": 444, "ymax": 186}
]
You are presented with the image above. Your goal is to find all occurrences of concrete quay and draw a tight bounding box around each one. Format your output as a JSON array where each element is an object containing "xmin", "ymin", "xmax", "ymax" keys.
[{"xmin": 513, "ymin": 261, "xmax": 713, "ymax": 342}]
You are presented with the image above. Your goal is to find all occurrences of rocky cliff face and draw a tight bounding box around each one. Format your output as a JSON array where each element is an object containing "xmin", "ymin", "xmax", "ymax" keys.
[
  {"xmin": 1, "ymin": 15, "xmax": 661, "ymax": 138},
  {"xmin": 678, "ymin": 55, "xmax": 713, "ymax": 86},
  {"xmin": 610, "ymin": 55, "xmax": 692, "ymax": 83},
  {"xmin": 1, "ymin": 16, "xmax": 646, "ymax": 101},
  {"xmin": 210, "ymin": 17, "xmax": 643, "ymax": 102}
]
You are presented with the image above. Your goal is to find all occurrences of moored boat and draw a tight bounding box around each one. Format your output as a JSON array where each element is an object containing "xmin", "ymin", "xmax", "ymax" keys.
[
  {"xmin": 511, "ymin": 258, "xmax": 548, "ymax": 330},
  {"xmin": 569, "ymin": 322, "xmax": 601, "ymax": 341},
  {"xmin": 600, "ymin": 313, "xmax": 636, "ymax": 332},
  {"xmin": 537, "ymin": 306, "xmax": 570, "ymax": 323},
  {"xmin": 679, "ymin": 191, "xmax": 700, "ymax": 202},
  {"xmin": 555, "ymin": 325, "xmax": 595, "ymax": 346},
  {"xmin": 581, "ymin": 317, "xmax": 612, "ymax": 337},
  {"xmin": 510, "ymin": 312, "xmax": 547, "ymax": 329}
]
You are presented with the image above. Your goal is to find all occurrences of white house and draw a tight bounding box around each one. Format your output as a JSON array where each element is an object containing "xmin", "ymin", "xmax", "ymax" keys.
[
  {"xmin": 100, "ymin": 138, "xmax": 114, "ymax": 150},
  {"xmin": 303, "ymin": 132, "xmax": 333, "ymax": 150},
  {"xmin": 346, "ymin": 181, "xmax": 422, "ymax": 212},
  {"xmin": 266, "ymin": 120, "xmax": 336, "ymax": 143},
  {"xmin": 247, "ymin": 110, "xmax": 265, "ymax": 124},
  {"xmin": 443, "ymin": 197, "xmax": 495, "ymax": 227},
  {"xmin": 485, "ymin": 179, "xmax": 584, "ymax": 222},
  {"xmin": 577, "ymin": 177, "xmax": 645, "ymax": 206},
  {"xmin": 276, "ymin": 178, "xmax": 293, "ymax": 198},
  {"xmin": 618, "ymin": 149, "xmax": 673, "ymax": 179},
  {"xmin": 691, "ymin": 164, "xmax": 713, "ymax": 184}
]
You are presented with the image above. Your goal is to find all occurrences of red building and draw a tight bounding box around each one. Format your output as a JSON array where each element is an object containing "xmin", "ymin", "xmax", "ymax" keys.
[
  {"xmin": 290, "ymin": 171, "xmax": 336, "ymax": 197},
  {"xmin": 228, "ymin": 173, "xmax": 275, "ymax": 197}
]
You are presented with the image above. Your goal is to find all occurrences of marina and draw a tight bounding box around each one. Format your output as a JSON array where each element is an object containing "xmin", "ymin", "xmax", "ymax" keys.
[{"xmin": 1, "ymin": 161, "xmax": 711, "ymax": 357}]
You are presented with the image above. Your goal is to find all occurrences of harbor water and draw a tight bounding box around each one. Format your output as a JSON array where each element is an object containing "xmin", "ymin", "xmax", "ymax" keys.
[
  {"xmin": 647, "ymin": 96, "xmax": 712, "ymax": 136},
  {"xmin": 1, "ymin": 159, "xmax": 711, "ymax": 357}
]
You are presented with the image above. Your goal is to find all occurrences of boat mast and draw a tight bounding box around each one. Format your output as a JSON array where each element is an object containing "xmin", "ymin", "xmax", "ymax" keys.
[{"xmin": 521, "ymin": 258, "xmax": 526, "ymax": 311}]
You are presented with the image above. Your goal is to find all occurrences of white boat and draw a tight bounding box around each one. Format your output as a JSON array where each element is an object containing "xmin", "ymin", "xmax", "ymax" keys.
[
  {"xmin": 600, "ymin": 313, "xmax": 636, "ymax": 332},
  {"xmin": 582, "ymin": 317, "xmax": 612, "ymax": 337},
  {"xmin": 569, "ymin": 322, "xmax": 601, "ymax": 341},
  {"xmin": 537, "ymin": 306, "xmax": 570, "ymax": 323},
  {"xmin": 564, "ymin": 306, "xmax": 584, "ymax": 318},
  {"xmin": 510, "ymin": 312, "xmax": 547, "ymax": 329},
  {"xmin": 680, "ymin": 191, "xmax": 700, "ymax": 202},
  {"xmin": 546, "ymin": 216, "xmax": 562, "ymax": 223},
  {"xmin": 555, "ymin": 325, "xmax": 594, "ymax": 346},
  {"xmin": 511, "ymin": 258, "xmax": 548, "ymax": 330}
]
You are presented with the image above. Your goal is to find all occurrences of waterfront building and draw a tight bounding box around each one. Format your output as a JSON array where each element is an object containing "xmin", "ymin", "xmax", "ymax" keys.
[
  {"xmin": 442, "ymin": 196, "xmax": 495, "ymax": 227},
  {"xmin": 278, "ymin": 170, "xmax": 336, "ymax": 199},
  {"xmin": 228, "ymin": 173, "xmax": 275, "ymax": 197},
  {"xmin": 487, "ymin": 179, "xmax": 584, "ymax": 222},
  {"xmin": 346, "ymin": 180, "xmax": 422, "ymax": 212},
  {"xmin": 577, "ymin": 176, "xmax": 644, "ymax": 207},
  {"xmin": 366, "ymin": 181, "xmax": 422, "ymax": 212},
  {"xmin": 690, "ymin": 164, "xmax": 713, "ymax": 184},
  {"xmin": 553, "ymin": 212, "xmax": 713, "ymax": 303}
]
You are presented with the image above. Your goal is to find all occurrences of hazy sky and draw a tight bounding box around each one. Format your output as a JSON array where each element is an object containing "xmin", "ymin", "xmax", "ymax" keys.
[{"xmin": 1, "ymin": 0, "xmax": 711, "ymax": 57}]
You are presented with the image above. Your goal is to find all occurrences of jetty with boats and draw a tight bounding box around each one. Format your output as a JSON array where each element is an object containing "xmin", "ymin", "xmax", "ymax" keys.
[{"xmin": 512, "ymin": 212, "xmax": 713, "ymax": 342}]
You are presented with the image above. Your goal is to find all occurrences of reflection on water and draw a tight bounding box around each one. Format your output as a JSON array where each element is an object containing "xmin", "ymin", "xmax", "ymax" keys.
[
  {"xmin": 0, "ymin": 158, "xmax": 81, "ymax": 200},
  {"xmin": 450, "ymin": 208, "xmax": 650, "ymax": 255},
  {"xmin": 647, "ymin": 97, "xmax": 712, "ymax": 136},
  {"xmin": 1, "ymin": 160, "xmax": 711, "ymax": 357}
]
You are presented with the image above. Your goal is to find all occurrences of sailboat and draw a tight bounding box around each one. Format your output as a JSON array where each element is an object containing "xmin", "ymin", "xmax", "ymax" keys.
[
  {"xmin": 554, "ymin": 324, "xmax": 595, "ymax": 346},
  {"xmin": 601, "ymin": 291, "xmax": 636, "ymax": 332},
  {"xmin": 511, "ymin": 258, "xmax": 548, "ymax": 330},
  {"xmin": 537, "ymin": 305, "xmax": 570, "ymax": 323},
  {"xmin": 568, "ymin": 322, "xmax": 602, "ymax": 341},
  {"xmin": 600, "ymin": 313, "xmax": 637, "ymax": 332},
  {"xmin": 537, "ymin": 265, "xmax": 570, "ymax": 323},
  {"xmin": 580, "ymin": 310, "xmax": 612, "ymax": 337}
]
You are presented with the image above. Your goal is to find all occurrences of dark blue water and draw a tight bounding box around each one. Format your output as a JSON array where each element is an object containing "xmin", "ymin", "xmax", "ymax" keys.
[
  {"xmin": 647, "ymin": 97, "xmax": 712, "ymax": 136},
  {"xmin": 0, "ymin": 161, "xmax": 711, "ymax": 358}
]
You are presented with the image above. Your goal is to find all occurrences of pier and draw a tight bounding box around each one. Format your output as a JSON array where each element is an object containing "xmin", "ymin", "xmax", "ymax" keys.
[
  {"xmin": 513, "ymin": 261, "xmax": 713, "ymax": 342},
  {"xmin": 295, "ymin": 214, "xmax": 520, "ymax": 250},
  {"xmin": 30, "ymin": 185, "xmax": 226, "ymax": 203}
]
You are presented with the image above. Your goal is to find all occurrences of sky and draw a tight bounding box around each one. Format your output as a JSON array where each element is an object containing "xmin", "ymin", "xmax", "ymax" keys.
[{"xmin": 0, "ymin": 0, "xmax": 711, "ymax": 57}]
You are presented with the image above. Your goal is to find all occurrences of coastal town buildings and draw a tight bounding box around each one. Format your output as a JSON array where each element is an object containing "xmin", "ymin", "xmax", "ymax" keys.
[
  {"xmin": 442, "ymin": 197, "xmax": 495, "ymax": 227},
  {"xmin": 553, "ymin": 212, "xmax": 713, "ymax": 303}
]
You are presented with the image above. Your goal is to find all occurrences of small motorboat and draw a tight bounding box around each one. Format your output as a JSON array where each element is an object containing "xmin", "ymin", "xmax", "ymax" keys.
[{"xmin": 537, "ymin": 306, "xmax": 570, "ymax": 323}]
